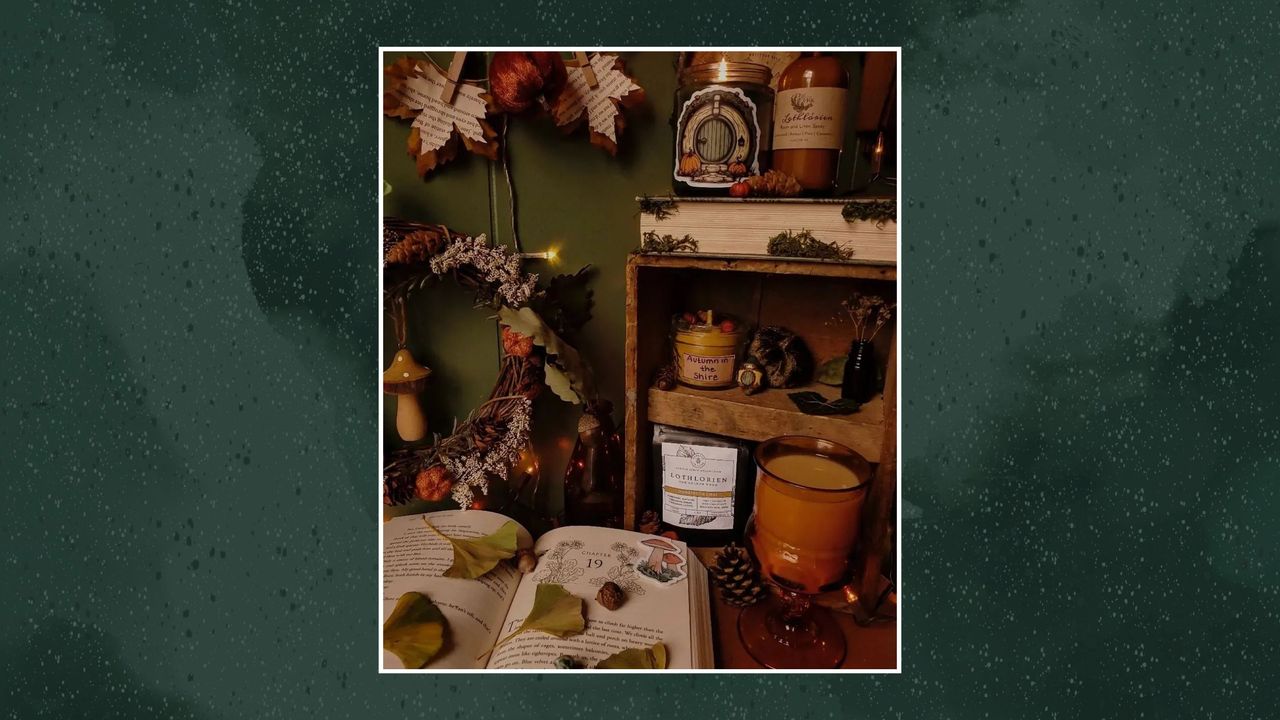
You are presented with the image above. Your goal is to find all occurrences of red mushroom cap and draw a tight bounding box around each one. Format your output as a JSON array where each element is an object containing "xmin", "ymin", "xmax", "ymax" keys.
[
  {"xmin": 640, "ymin": 537, "xmax": 676, "ymax": 551},
  {"xmin": 661, "ymin": 552, "xmax": 682, "ymax": 566}
]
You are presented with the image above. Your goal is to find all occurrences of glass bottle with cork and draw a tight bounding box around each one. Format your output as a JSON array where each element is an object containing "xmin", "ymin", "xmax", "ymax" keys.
[
  {"xmin": 771, "ymin": 53, "xmax": 850, "ymax": 194},
  {"xmin": 563, "ymin": 400, "xmax": 624, "ymax": 528}
]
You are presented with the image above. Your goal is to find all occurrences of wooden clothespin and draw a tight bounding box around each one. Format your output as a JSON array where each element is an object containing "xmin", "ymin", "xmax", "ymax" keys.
[
  {"xmin": 439, "ymin": 51, "xmax": 466, "ymax": 104},
  {"xmin": 574, "ymin": 51, "xmax": 598, "ymax": 89}
]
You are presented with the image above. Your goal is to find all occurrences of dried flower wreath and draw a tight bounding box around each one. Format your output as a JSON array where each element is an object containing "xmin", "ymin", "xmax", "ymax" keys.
[{"xmin": 382, "ymin": 218, "xmax": 589, "ymax": 509}]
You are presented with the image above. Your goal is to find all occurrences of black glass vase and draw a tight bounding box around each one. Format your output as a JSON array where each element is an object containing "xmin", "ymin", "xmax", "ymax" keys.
[{"xmin": 841, "ymin": 339, "xmax": 875, "ymax": 402}]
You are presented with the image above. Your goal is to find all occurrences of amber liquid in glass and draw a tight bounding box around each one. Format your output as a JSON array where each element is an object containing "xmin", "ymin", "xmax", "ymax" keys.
[
  {"xmin": 771, "ymin": 53, "xmax": 850, "ymax": 193},
  {"xmin": 752, "ymin": 454, "xmax": 865, "ymax": 593}
]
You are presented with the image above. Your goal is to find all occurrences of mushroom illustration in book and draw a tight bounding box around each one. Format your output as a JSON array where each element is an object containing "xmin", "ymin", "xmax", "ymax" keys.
[{"xmin": 636, "ymin": 537, "xmax": 686, "ymax": 584}]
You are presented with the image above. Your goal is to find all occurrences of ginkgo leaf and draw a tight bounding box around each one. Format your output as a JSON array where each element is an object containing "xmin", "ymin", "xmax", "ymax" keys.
[
  {"xmin": 498, "ymin": 306, "xmax": 587, "ymax": 404},
  {"xmin": 424, "ymin": 518, "xmax": 518, "ymax": 579},
  {"xmin": 494, "ymin": 583, "xmax": 585, "ymax": 650},
  {"xmin": 596, "ymin": 642, "xmax": 668, "ymax": 669},
  {"xmin": 383, "ymin": 592, "xmax": 448, "ymax": 669}
]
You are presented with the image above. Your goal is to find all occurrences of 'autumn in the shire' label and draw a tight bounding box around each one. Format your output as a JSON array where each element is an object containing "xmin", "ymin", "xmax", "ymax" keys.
[{"xmin": 678, "ymin": 351, "xmax": 736, "ymax": 387}]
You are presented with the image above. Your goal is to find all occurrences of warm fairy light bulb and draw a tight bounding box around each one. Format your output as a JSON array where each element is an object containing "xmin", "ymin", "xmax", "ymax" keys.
[
  {"xmin": 519, "ymin": 248, "xmax": 559, "ymax": 263},
  {"xmin": 873, "ymin": 131, "xmax": 885, "ymax": 157},
  {"xmin": 716, "ymin": 58, "xmax": 728, "ymax": 82}
]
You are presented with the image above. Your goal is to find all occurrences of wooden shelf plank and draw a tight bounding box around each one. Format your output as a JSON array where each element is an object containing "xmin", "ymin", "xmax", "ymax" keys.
[
  {"xmin": 647, "ymin": 383, "xmax": 884, "ymax": 463},
  {"xmin": 629, "ymin": 253, "xmax": 896, "ymax": 281}
]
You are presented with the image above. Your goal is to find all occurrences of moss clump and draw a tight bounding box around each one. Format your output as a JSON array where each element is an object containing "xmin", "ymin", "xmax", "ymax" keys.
[{"xmin": 766, "ymin": 229, "xmax": 852, "ymax": 261}]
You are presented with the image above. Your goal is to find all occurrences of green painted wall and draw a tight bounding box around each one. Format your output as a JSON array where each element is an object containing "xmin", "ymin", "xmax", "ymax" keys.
[{"xmin": 382, "ymin": 51, "xmax": 884, "ymax": 517}]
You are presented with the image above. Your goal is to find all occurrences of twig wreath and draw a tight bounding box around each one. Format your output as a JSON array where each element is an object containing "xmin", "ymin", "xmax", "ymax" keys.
[{"xmin": 382, "ymin": 217, "xmax": 589, "ymax": 509}]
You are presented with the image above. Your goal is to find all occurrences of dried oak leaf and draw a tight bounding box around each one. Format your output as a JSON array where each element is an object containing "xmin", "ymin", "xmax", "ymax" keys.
[
  {"xmin": 384, "ymin": 56, "xmax": 500, "ymax": 177},
  {"xmin": 552, "ymin": 53, "xmax": 646, "ymax": 156}
]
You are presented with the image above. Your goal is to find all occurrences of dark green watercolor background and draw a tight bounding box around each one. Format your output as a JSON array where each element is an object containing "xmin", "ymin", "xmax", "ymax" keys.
[{"xmin": 4, "ymin": 1, "xmax": 1279, "ymax": 716}]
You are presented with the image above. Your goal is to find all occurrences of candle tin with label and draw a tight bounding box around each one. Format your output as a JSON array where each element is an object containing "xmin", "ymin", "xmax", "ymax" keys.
[
  {"xmin": 672, "ymin": 61, "xmax": 774, "ymax": 195},
  {"xmin": 672, "ymin": 311, "xmax": 745, "ymax": 389}
]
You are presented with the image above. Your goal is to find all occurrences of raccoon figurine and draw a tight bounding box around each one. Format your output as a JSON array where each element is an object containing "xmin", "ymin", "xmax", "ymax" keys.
[{"xmin": 746, "ymin": 326, "xmax": 813, "ymax": 389}]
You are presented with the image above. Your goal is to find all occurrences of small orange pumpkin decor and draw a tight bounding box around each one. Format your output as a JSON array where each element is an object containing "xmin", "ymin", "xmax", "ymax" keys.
[
  {"xmin": 678, "ymin": 151, "xmax": 701, "ymax": 176},
  {"xmin": 729, "ymin": 181, "xmax": 750, "ymax": 198},
  {"xmin": 728, "ymin": 160, "xmax": 748, "ymax": 177}
]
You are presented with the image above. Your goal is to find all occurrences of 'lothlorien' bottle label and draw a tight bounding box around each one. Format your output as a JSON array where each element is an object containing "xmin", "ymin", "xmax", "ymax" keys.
[
  {"xmin": 773, "ymin": 87, "xmax": 847, "ymax": 151},
  {"xmin": 660, "ymin": 442, "xmax": 738, "ymax": 530}
]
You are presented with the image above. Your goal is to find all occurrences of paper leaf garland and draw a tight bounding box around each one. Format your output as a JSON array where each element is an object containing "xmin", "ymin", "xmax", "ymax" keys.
[
  {"xmin": 553, "ymin": 53, "xmax": 645, "ymax": 155},
  {"xmin": 424, "ymin": 518, "xmax": 519, "ymax": 579},
  {"xmin": 383, "ymin": 592, "xmax": 448, "ymax": 668},
  {"xmin": 384, "ymin": 56, "xmax": 499, "ymax": 177}
]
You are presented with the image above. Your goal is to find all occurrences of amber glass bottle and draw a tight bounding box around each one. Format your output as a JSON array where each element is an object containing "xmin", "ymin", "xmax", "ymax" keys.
[
  {"xmin": 771, "ymin": 53, "xmax": 850, "ymax": 193},
  {"xmin": 563, "ymin": 400, "xmax": 624, "ymax": 528}
]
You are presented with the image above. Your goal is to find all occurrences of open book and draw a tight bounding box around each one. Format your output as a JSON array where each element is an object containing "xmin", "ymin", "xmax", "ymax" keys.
[{"xmin": 382, "ymin": 510, "xmax": 714, "ymax": 669}]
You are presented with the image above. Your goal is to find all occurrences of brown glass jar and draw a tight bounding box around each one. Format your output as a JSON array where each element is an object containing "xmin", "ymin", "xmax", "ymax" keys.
[
  {"xmin": 771, "ymin": 53, "xmax": 850, "ymax": 194},
  {"xmin": 673, "ymin": 61, "xmax": 773, "ymax": 195}
]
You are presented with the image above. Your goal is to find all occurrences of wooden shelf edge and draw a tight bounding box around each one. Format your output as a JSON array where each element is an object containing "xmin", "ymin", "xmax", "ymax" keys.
[
  {"xmin": 635, "ymin": 195, "xmax": 894, "ymax": 205},
  {"xmin": 647, "ymin": 384, "xmax": 884, "ymax": 463},
  {"xmin": 628, "ymin": 253, "xmax": 897, "ymax": 280}
]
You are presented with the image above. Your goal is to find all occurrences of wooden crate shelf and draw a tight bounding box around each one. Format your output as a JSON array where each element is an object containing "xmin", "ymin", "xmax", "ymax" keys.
[
  {"xmin": 647, "ymin": 383, "xmax": 884, "ymax": 463},
  {"xmin": 624, "ymin": 200, "xmax": 899, "ymax": 627}
]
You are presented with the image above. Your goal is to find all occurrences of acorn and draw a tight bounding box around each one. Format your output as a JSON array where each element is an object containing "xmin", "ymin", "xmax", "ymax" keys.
[{"xmin": 516, "ymin": 548, "xmax": 538, "ymax": 574}]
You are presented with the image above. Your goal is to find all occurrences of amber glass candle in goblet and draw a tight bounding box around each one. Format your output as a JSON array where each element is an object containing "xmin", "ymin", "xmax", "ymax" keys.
[{"xmin": 738, "ymin": 436, "xmax": 870, "ymax": 669}]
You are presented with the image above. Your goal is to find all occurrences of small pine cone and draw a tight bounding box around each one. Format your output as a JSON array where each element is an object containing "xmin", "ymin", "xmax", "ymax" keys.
[
  {"xmin": 385, "ymin": 229, "xmax": 446, "ymax": 265},
  {"xmin": 638, "ymin": 510, "xmax": 661, "ymax": 535},
  {"xmin": 596, "ymin": 581, "xmax": 626, "ymax": 611},
  {"xmin": 709, "ymin": 543, "xmax": 766, "ymax": 608},
  {"xmin": 470, "ymin": 417, "xmax": 503, "ymax": 451},
  {"xmin": 745, "ymin": 170, "xmax": 802, "ymax": 198},
  {"xmin": 383, "ymin": 471, "xmax": 416, "ymax": 506},
  {"xmin": 652, "ymin": 364, "xmax": 677, "ymax": 391}
]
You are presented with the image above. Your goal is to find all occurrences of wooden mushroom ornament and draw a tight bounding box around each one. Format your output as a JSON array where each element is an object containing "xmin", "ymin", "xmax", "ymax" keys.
[{"xmin": 383, "ymin": 349, "xmax": 431, "ymax": 442}]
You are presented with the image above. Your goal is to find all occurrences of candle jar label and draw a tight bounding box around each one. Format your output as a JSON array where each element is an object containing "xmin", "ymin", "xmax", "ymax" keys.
[
  {"xmin": 678, "ymin": 351, "xmax": 736, "ymax": 387},
  {"xmin": 660, "ymin": 442, "xmax": 739, "ymax": 530},
  {"xmin": 773, "ymin": 87, "xmax": 847, "ymax": 150}
]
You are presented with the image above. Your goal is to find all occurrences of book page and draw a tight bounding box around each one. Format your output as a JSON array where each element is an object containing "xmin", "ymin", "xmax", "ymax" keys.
[
  {"xmin": 487, "ymin": 526, "xmax": 701, "ymax": 669},
  {"xmin": 382, "ymin": 510, "xmax": 530, "ymax": 669}
]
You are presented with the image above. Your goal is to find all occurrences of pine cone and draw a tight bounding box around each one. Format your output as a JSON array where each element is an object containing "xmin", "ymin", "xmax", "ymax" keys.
[
  {"xmin": 745, "ymin": 170, "xmax": 802, "ymax": 198},
  {"xmin": 385, "ymin": 229, "xmax": 447, "ymax": 265},
  {"xmin": 652, "ymin": 364, "xmax": 677, "ymax": 391},
  {"xmin": 383, "ymin": 450, "xmax": 419, "ymax": 506},
  {"xmin": 638, "ymin": 510, "xmax": 661, "ymax": 535},
  {"xmin": 709, "ymin": 543, "xmax": 766, "ymax": 608},
  {"xmin": 470, "ymin": 415, "xmax": 512, "ymax": 452}
]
